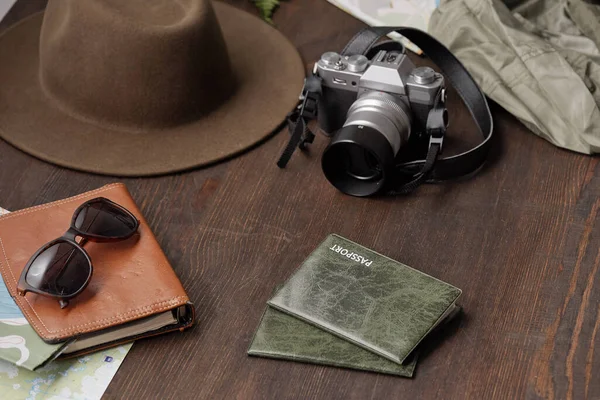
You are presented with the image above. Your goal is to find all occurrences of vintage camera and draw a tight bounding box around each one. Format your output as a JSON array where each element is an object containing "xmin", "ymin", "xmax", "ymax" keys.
[
  {"xmin": 276, "ymin": 27, "xmax": 492, "ymax": 197},
  {"xmin": 316, "ymin": 49, "xmax": 447, "ymax": 196}
]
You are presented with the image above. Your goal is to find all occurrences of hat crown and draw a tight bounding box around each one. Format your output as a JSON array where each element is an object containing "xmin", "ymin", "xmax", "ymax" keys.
[{"xmin": 39, "ymin": 0, "xmax": 235, "ymax": 130}]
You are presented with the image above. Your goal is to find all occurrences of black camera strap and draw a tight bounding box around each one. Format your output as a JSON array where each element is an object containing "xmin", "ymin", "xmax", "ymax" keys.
[
  {"xmin": 277, "ymin": 27, "xmax": 493, "ymax": 194},
  {"xmin": 387, "ymin": 88, "xmax": 447, "ymax": 195},
  {"xmin": 276, "ymin": 75, "xmax": 322, "ymax": 169},
  {"xmin": 342, "ymin": 27, "xmax": 493, "ymax": 186}
]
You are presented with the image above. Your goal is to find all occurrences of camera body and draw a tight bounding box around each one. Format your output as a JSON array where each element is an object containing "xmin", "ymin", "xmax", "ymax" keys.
[
  {"xmin": 316, "ymin": 49, "xmax": 444, "ymax": 139},
  {"xmin": 276, "ymin": 27, "xmax": 493, "ymax": 198},
  {"xmin": 315, "ymin": 48, "xmax": 446, "ymax": 196}
]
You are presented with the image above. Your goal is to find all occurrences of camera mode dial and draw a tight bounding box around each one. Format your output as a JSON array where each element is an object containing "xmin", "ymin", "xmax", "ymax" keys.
[{"xmin": 412, "ymin": 67, "xmax": 436, "ymax": 84}]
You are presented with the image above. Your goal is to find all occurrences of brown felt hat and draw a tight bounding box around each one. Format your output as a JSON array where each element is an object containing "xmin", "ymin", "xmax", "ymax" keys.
[{"xmin": 0, "ymin": 0, "xmax": 304, "ymax": 175}]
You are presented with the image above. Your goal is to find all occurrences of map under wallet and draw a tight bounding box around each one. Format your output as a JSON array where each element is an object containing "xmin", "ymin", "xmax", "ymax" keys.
[
  {"xmin": 249, "ymin": 234, "xmax": 461, "ymax": 376},
  {"xmin": 0, "ymin": 279, "xmax": 64, "ymax": 370},
  {"xmin": 0, "ymin": 184, "xmax": 195, "ymax": 362}
]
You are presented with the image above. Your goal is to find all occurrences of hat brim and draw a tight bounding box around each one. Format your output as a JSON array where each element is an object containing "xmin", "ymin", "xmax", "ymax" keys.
[{"xmin": 0, "ymin": 2, "xmax": 304, "ymax": 176}]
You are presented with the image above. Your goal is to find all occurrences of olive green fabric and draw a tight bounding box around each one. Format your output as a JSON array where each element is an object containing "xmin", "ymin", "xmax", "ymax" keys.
[
  {"xmin": 248, "ymin": 306, "xmax": 418, "ymax": 377},
  {"xmin": 429, "ymin": 0, "xmax": 600, "ymax": 154},
  {"xmin": 268, "ymin": 234, "xmax": 462, "ymax": 365}
]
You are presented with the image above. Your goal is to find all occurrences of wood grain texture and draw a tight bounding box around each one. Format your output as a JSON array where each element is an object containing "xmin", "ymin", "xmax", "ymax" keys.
[{"xmin": 1, "ymin": 1, "xmax": 599, "ymax": 399}]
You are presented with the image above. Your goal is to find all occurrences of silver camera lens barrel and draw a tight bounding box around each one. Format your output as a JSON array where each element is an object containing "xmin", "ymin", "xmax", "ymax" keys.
[
  {"xmin": 343, "ymin": 91, "xmax": 412, "ymax": 156},
  {"xmin": 321, "ymin": 92, "xmax": 413, "ymax": 197}
]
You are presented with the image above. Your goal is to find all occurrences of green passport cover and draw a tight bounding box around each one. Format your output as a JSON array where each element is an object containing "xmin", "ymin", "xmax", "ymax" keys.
[
  {"xmin": 248, "ymin": 305, "xmax": 418, "ymax": 377},
  {"xmin": 268, "ymin": 234, "xmax": 462, "ymax": 365}
]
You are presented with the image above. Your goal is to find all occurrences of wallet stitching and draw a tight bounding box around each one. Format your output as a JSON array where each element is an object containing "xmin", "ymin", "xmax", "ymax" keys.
[
  {"xmin": 0, "ymin": 185, "xmax": 190, "ymax": 336},
  {"xmin": 1, "ymin": 237, "xmax": 189, "ymax": 335},
  {"xmin": 0, "ymin": 183, "xmax": 124, "ymax": 223}
]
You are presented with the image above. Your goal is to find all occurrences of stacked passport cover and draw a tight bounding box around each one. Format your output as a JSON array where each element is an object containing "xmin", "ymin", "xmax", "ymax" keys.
[{"xmin": 248, "ymin": 234, "xmax": 462, "ymax": 377}]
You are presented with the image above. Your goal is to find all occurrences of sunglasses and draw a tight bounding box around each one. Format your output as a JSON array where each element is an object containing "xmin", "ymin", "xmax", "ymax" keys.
[{"xmin": 17, "ymin": 197, "xmax": 139, "ymax": 309}]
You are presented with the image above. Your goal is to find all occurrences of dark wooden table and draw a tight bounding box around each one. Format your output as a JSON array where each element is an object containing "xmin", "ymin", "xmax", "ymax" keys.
[{"xmin": 1, "ymin": 1, "xmax": 599, "ymax": 399}]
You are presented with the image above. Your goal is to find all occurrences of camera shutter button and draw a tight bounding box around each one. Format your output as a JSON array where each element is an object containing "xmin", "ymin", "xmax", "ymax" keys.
[{"xmin": 347, "ymin": 55, "xmax": 369, "ymax": 72}]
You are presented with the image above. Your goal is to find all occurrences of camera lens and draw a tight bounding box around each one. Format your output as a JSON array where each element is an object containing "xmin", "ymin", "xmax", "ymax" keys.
[
  {"xmin": 322, "ymin": 92, "xmax": 412, "ymax": 196},
  {"xmin": 344, "ymin": 145, "xmax": 382, "ymax": 181},
  {"xmin": 322, "ymin": 126, "xmax": 393, "ymax": 196}
]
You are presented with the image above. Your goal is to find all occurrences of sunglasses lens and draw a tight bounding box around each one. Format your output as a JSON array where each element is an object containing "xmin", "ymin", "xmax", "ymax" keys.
[
  {"xmin": 74, "ymin": 200, "xmax": 137, "ymax": 238},
  {"xmin": 26, "ymin": 241, "xmax": 90, "ymax": 297}
]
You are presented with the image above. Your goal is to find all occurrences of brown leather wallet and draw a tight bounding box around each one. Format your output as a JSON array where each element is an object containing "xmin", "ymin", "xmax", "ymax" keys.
[{"xmin": 0, "ymin": 183, "xmax": 195, "ymax": 355}]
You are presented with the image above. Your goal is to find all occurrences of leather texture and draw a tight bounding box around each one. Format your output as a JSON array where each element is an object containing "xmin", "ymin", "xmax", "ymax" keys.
[
  {"xmin": 0, "ymin": 183, "xmax": 194, "ymax": 343},
  {"xmin": 248, "ymin": 306, "xmax": 417, "ymax": 377},
  {"xmin": 268, "ymin": 234, "xmax": 461, "ymax": 364}
]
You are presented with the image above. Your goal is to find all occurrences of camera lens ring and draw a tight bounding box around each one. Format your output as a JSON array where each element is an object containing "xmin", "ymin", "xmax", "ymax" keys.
[{"xmin": 344, "ymin": 92, "xmax": 412, "ymax": 155}]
